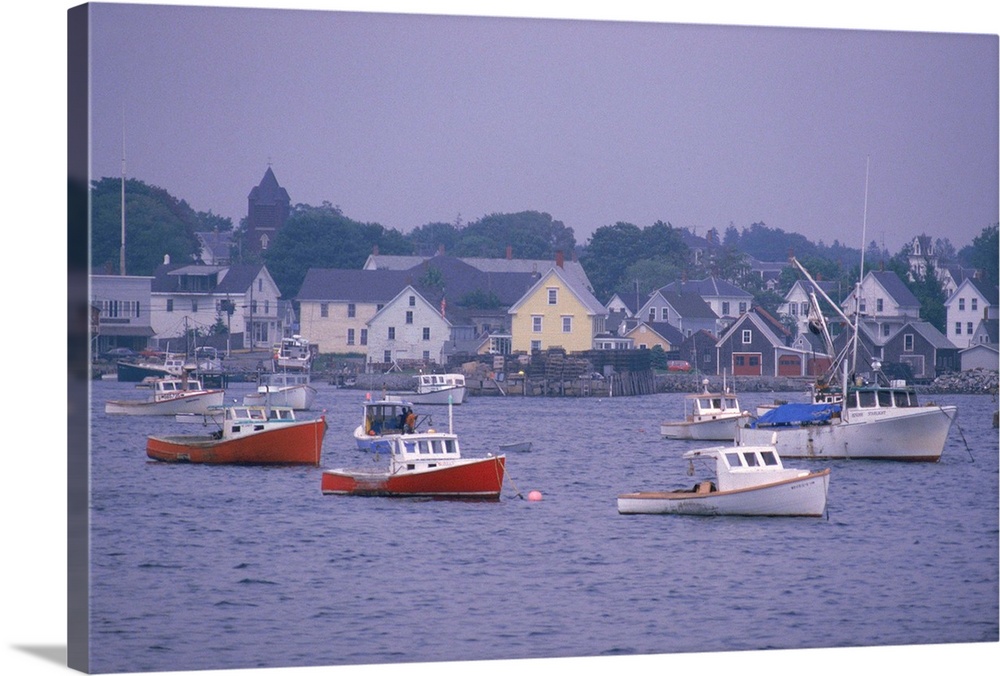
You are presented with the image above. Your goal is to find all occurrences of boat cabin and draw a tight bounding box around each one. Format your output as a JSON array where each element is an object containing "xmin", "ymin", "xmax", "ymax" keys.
[
  {"xmin": 391, "ymin": 433, "xmax": 462, "ymax": 469},
  {"xmin": 260, "ymin": 371, "xmax": 311, "ymax": 389},
  {"xmin": 362, "ymin": 398, "xmax": 422, "ymax": 436},
  {"xmin": 844, "ymin": 380, "xmax": 920, "ymax": 410},
  {"xmin": 151, "ymin": 376, "xmax": 208, "ymax": 399},
  {"xmin": 416, "ymin": 373, "xmax": 465, "ymax": 392},
  {"xmin": 221, "ymin": 405, "xmax": 297, "ymax": 438},
  {"xmin": 685, "ymin": 391, "xmax": 741, "ymax": 421},
  {"xmin": 684, "ymin": 445, "xmax": 807, "ymax": 493}
]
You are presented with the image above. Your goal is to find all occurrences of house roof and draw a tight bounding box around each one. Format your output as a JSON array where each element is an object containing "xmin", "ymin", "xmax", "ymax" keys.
[
  {"xmin": 296, "ymin": 268, "xmax": 414, "ymax": 303},
  {"xmin": 150, "ymin": 263, "xmax": 266, "ymax": 294},
  {"xmin": 897, "ymin": 321, "xmax": 957, "ymax": 350},
  {"xmin": 868, "ymin": 270, "xmax": 920, "ymax": 308},
  {"xmin": 508, "ymin": 265, "xmax": 606, "ymax": 316},
  {"xmin": 654, "ymin": 289, "xmax": 718, "ymax": 319},
  {"xmin": 717, "ymin": 310, "xmax": 786, "ymax": 347},
  {"xmin": 364, "ymin": 252, "xmax": 595, "ymax": 292},
  {"xmin": 645, "ymin": 321, "xmax": 686, "ymax": 345},
  {"xmin": 660, "ymin": 276, "xmax": 753, "ymax": 300},
  {"xmin": 977, "ymin": 317, "xmax": 999, "ymax": 343},
  {"xmin": 248, "ymin": 167, "xmax": 289, "ymax": 204}
]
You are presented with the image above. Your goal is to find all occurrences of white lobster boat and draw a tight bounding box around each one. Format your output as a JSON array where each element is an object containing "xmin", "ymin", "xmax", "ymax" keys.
[
  {"xmin": 660, "ymin": 380, "xmax": 750, "ymax": 441},
  {"xmin": 105, "ymin": 375, "xmax": 225, "ymax": 416},
  {"xmin": 243, "ymin": 371, "xmax": 317, "ymax": 410},
  {"xmin": 408, "ymin": 373, "xmax": 467, "ymax": 405},
  {"xmin": 618, "ymin": 443, "xmax": 830, "ymax": 517}
]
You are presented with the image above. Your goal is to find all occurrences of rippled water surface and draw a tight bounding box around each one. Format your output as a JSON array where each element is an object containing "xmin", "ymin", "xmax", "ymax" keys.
[{"xmin": 86, "ymin": 380, "xmax": 999, "ymax": 673}]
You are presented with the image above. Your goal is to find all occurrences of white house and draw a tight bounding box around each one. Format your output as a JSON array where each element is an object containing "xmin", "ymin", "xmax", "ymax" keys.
[
  {"xmin": 659, "ymin": 276, "xmax": 752, "ymax": 334},
  {"xmin": 636, "ymin": 288, "xmax": 718, "ymax": 338},
  {"xmin": 778, "ymin": 279, "xmax": 840, "ymax": 337},
  {"xmin": 944, "ymin": 276, "xmax": 999, "ymax": 349},
  {"xmin": 841, "ymin": 270, "xmax": 921, "ymax": 341},
  {"xmin": 150, "ymin": 261, "xmax": 283, "ymax": 350},
  {"xmin": 90, "ymin": 274, "xmax": 155, "ymax": 354},
  {"xmin": 366, "ymin": 286, "xmax": 453, "ymax": 366}
]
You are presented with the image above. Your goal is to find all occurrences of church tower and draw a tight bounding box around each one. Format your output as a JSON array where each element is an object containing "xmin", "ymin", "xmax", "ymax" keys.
[{"xmin": 245, "ymin": 166, "xmax": 290, "ymax": 255}]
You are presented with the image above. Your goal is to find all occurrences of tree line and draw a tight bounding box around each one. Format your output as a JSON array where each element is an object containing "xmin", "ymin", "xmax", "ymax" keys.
[{"xmin": 88, "ymin": 176, "xmax": 998, "ymax": 336}]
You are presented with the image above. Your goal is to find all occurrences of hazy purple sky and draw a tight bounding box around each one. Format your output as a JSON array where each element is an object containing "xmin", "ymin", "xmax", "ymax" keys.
[{"xmin": 87, "ymin": 2, "xmax": 998, "ymax": 254}]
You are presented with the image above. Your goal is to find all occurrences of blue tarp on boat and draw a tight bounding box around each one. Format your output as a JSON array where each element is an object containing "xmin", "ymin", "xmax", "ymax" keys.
[{"xmin": 751, "ymin": 402, "xmax": 840, "ymax": 427}]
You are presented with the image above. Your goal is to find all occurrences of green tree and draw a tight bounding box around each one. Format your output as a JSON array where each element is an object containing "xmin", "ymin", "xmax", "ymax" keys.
[
  {"xmin": 90, "ymin": 177, "xmax": 202, "ymax": 275},
  {"xmin": 580, "ymin": 222, "xmax": 646, "ymax": 301},
  {"xmin": 453, "ymin": 211, "xmax": 576, "ymax": 259},
  {"xmin": 965, "ymin": 224, "xmax": 999, "ymax": 288},
  {"xmin": 263, "ymin": 203, "xmax": 412, "ymax": 298}
]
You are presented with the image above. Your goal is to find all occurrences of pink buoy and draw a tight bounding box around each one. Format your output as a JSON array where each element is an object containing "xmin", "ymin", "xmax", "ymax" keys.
[{"xmin": 527, "ymin": 490, "xmax": 543, "ymax": 502}]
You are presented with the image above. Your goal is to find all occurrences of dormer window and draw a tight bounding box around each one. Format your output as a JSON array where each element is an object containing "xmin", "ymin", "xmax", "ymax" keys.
[{"xmin": 547, "ymin": 288, "xmax": 558, "ymax": 305}]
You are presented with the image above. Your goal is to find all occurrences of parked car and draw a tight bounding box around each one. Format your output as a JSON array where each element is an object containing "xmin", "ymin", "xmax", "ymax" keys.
[
  {"xmin": 101, "ymin": 347, "xmax": 136, "ymax": 361},
  {"xmin": 666, "ymin": 360, "xmax": 692, "ymax": 372}
]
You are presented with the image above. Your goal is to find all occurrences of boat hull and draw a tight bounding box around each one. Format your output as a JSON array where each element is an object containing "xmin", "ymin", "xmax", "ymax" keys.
[
  {"xmin": 243, "ymin": 384, "xmax": 317, "ymax": 410},
  {"xmin": 660, "ymin": 414, "xmax": 745, "ymax": 441},
  {"xmin": 105, "ymin": 390, "xmax": 226, "ymax": 416},
  {"xmin": 115, "ymin": 361, "xmax": 174, "ymax": 382},
  {"xmin": 321, "ymin": 455, "xmax": 505, "ymax": 498},
  {"xmin": 409, "ymin": 385, "xmax": 466, "ymax": 405},
  {"xmin": 146, "ymin": 416, "xmax": 326, "ymax": 465},
  {"xmin": 618, "ymin": 469, "xmax": 830, "ymax": 516},
  {"xmin": 739, "ymin": 405, "xmax": 957, "ymax": 461}
]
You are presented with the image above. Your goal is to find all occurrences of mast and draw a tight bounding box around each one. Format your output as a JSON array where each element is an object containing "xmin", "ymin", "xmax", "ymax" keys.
[
  {"xmin": 850, "ymin": 157, "xmax": 870, "ymax": 375},
  {"xmin": 119, "ymin": 105, "xmax": 126, "ymax": 275}
]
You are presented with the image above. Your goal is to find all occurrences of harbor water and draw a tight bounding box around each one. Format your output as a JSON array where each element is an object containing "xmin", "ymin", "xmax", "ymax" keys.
[{"xmin": 86, "ymin": 380, "xmax": 999, "ymax": 673}]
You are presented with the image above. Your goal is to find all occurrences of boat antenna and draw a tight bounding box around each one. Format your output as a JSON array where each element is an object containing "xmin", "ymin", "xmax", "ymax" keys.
[
  {"xmin": 120, "ymin": 103, "xmax": 126, "ymax": 276},
  {"xmin": 851, "ymin": 156, "xmax": 870, "ymax": 375}
]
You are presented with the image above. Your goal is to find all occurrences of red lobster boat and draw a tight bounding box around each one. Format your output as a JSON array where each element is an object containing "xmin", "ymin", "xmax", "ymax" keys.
[
  {"xmin": 146, "ymin": 405, "xmax": 326, "ymax": 465},
  {"xmin": 321, "ymin": 403, "xmax": 505, "ymax": 498}
]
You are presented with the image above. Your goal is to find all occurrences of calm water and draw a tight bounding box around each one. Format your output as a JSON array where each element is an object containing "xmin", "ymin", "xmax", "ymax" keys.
[{"xmin": 86, "ymin": 380, "xmax": 999, "ymax": 673}]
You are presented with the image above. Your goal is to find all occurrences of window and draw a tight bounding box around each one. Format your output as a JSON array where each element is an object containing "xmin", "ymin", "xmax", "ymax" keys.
[
  {"xmin": 258, "ymin": 279, "xmax": 263, "ymax": 292},
  {"xmin": 360, "ymin": 329, "xmax": 368, "ymax": 345},
  {"xmin": 904, "ymin": 334, "xmax": 914, "ymax": 351},
  {"xmin": 761, "ymin": 451, "xmax": 778, "ymax": 466},
  {"xmin": 264, "ymin": 300, "xmax": 269, "ymax": 314},
  {"xmin": 883, "ymin": 324, "xmax": 890, "ymax": 337},
  {"xmin": 531, "ymin": 340, "xmax": 542, "ymax": 351},
  {"xmin": 406, "ymin": 311, "xmax": 413, "ymax": 324},
  {"xmin": 959, "ymin": 298, "xmax": 965, "ymax": 311},
  {"xmin": 722, "ymin": 301, "xmax": 730, "ymax": 316},
  {"xmin": 251, "ymin": 300, "xmax": 258, "ymax": 314},
  {"xmin": 422, "ymin": 327, "xmax": 430, "ymax": 340},
  {"xmin": 562, "ymin": 316, "xmax": 572, "ymax": 332},
  {"xmin": 192, "ymin": 300, "xmax": 198, "ymax": 312},
  {"xmin": 859, "ymin": 299, "xmax": 866, "ymax": 313},
  {"xmin": 742, "ymin": 329, "xmax": 752, "ymax": 344},
  {"xmin": 347, "ymin": 329, "xmax": 355, "ymax": 345},
  {"xmin": 749, "ymin": 356, "xmax": 759, "ymax": 366},
  {"xmin": 167, "ymin": 299, "xmax": 174, "ymax": 312},
  {"xmin": 724, "ymin": 452, "xmax": 742, "ymax": 467},
  {"xmin": 800, "ymin": 302, "xmax": 808, "ymax": 315},
  {"xmin": 532, "ymin": 316, "xmax": 543, "ymax": 332},
  {"xmin": 967, "ymin": 322, "xmax": 974, "ymax": 334},
  {"xmin": 648, "ymin": 309, "xmax": 656, "ymax": 322},
  {"xmin": 790, "ymin": 304, "xmax": 798, "ymax": 316},
  {"xmin": 321, "ymin": 303, "xmax": 329, "ymax": 318},
  {"xmin": 347, "ymin": 303, "xmax": 355, "ymax": 318},
  {"xmin": 661, "ymin": 308, "xmax": 669, "ymax": 321},
  {"xmin": 388, "ymin": 327, "xmax": 395, "ymax": 340},
  {"xmin": 876, "ymin": 298, "xmax": 883, "ymax": 312},
  {"xmin": 955, "ymin": 322, "xmax": 962, "ymax": 335},
  {"xmin": 422, "ymin": 350, "xmax": 430, "ymax": 361},
  {"xmin": 742, "ymin": 452, "xmax": 759, "ymax": 467},
  {"xmin": 972, "ymin": 298, "xmax": 978, "ymax": 311},
  {"xmin": 384, "ymin": 350, "xmax": 392, "ymax": 363},
  {"xmin": 739, "ymin": 302, "xmax": 747, "ymax": 314},
  {"xmin": 734, "ymin": 355, "xmax": 745, "ymax": 366},
  {"xmin": 409, "ymin": 295, "xmax": 416, "ymax": 307},
  {"xmin": 547, "ymin": 288, "xmax": 558, "ymax": 305}
]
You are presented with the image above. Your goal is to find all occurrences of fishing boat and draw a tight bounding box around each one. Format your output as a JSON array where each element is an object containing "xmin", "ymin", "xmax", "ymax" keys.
[
  {"xmin": 115, "ymin": 353, "xmax": 187, "ymax": 382},
  {"xmin": 273, "ymin": 335, "xmax": 313, "ymax": 371},
  {"xmin": 408, "ymin": 373, "xmax": 467, "ymax": 405},
  {"xmin": 737, "ymin": 366, "xmax": 957, "ymax": 461},
  {"xmin": 147, "ymin": 404, "xmax": 326, "ymax": 465},
  {"xmin": 737, "ymin": 255, "xmax": 958, "ymax": 461},
  {"xmin": 617, "ymin": 443, "xmax": 830, "ymax": 516},
  {"xmin": 321, "ymin": 401, "xmax": 505, "ymax": 499},
  {"xmin": 105, "ymin": 374, "xmax": 225, "ymax": 415},
  {"xmin": 660, "ymin": 379, "xmax": 750, "ymax": 440},
  {"xmin": 353, "ymin": 394, "xmax": 429, "ymax": 452},
  {"xmin": 243, "ymin": 371, "xmax": 317, "ymax": 410}
]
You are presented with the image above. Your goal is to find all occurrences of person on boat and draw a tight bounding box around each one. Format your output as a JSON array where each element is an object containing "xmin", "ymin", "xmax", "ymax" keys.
[
  {"xmin": 405, "ymin": 408, "xmax": 417, "ymax": 433},
  {"xmin": 398, "ymin": 408, "xmax": 408, "ymax": 432}
]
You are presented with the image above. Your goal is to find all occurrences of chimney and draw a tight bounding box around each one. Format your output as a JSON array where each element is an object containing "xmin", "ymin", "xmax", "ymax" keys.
[
  {"xmin": 556, "ymin": 250, "xmax": 564, "ymax": 269},
  {"xmin": 372, "ymin": 244, "xmax": 379, "ymax": 256},
  {"xmin": 437, "ymin": 244, "xmax": 445, "ymax": 256},
  {"xmin": 164, "ymin": 253, "xmax": 170, "ymax": 265},
  {"xmin": 506, "ymin": 245, "xmax": 512, "ymax": 260}
]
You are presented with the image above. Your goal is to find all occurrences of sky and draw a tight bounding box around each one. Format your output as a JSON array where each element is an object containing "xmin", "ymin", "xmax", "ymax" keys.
[{"xmin": 84, "ymin": 1, "xmax": 998, "ymax": 256}]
